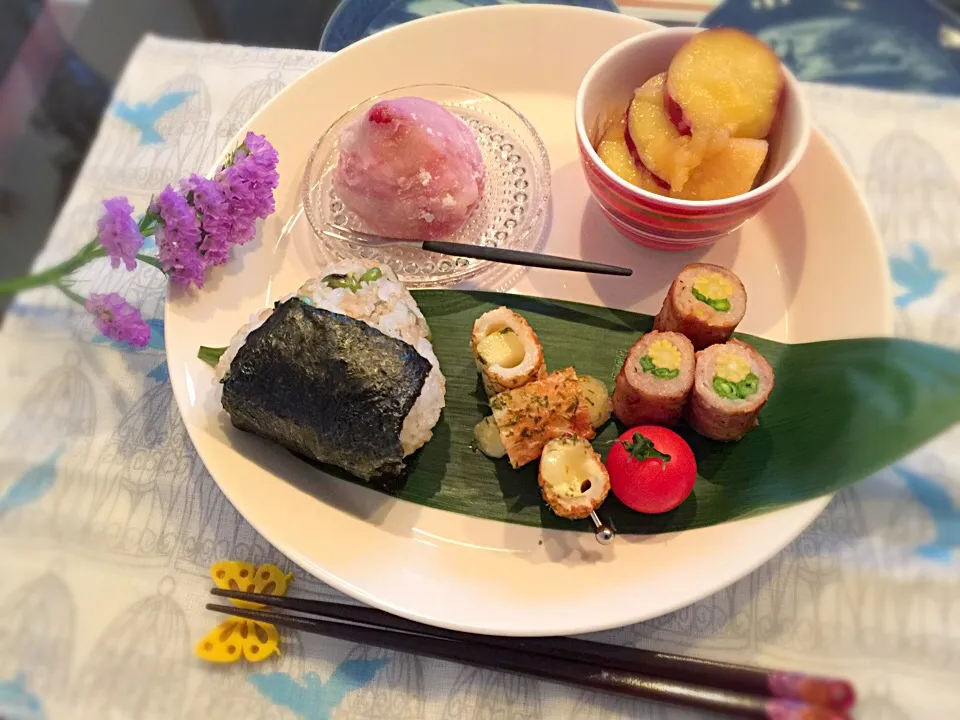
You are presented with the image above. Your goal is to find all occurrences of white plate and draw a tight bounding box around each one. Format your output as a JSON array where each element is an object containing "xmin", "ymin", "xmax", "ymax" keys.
[{"xmin": 165, "ymin": 6, "xmax": 892, "ymax": 636}]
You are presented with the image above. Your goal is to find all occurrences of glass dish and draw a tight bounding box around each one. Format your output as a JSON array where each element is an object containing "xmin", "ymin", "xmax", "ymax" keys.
[{"xmin": 301, "ymin": 84, "xmax": 551, "ymax": 288}]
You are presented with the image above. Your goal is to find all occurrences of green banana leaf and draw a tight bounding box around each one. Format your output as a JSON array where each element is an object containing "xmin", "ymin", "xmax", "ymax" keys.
[{"xmin": 270, "ymin": 290, "xmax": 960, "ymax": 534}]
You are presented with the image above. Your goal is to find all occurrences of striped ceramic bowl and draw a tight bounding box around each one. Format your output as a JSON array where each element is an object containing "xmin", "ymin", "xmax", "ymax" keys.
[{"xmin": 575, "ymin": 26, "xmax": 811, "ymax": 251}]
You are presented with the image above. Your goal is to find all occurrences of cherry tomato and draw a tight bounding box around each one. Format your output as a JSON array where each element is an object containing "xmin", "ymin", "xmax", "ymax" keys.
[{"xmin": 606, "ymin": 425, "xmax": 696, "ymax": 514}]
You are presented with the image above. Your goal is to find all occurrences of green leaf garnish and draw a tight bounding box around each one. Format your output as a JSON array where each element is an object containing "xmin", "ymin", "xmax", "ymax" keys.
[
  {"xmin": 622, "ymin": 433, "xmax": 671, "ymax": 468},
  {"xmin": 198, "ymin": 345, "xmax": 227, "ymax": 368},
  {"xmin": 639, "ymin": 355, "xmax": 656, "ymax": 373},
  {"xmin": 653, "ymin": 367, "xmax": 680, "ymax": 379},
  {"xmin": 365, "ymin": 289, "xmax": 960, "ymax": 536},
  {"xmin": 692, "ymin": 287, "xmax": 731, "ymax": 312}
]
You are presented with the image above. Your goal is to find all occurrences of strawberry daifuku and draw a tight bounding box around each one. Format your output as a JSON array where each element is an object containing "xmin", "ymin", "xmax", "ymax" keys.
[{"xmin": 333, "ymin": 97, "xmax": 486, "ymax": 240}]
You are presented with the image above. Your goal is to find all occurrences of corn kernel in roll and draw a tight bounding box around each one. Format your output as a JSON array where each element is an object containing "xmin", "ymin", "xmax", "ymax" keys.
[
  {"xmin": 538, "ymin": 436, "xmax": 610, "ymax": 520},
  {"xmin": 654, "ymin": 263, "xmax": 746, "ymax": 350}
]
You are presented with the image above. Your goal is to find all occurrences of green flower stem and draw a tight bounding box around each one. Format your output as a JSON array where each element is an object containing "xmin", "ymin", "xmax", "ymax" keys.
[
  {"xmin": 139, "ymin": 211, "xmax": 159, "ymax": 236},
  {"xmin": 56, "ymin": 283, "xmax": 86, "ymax": 306},
  {"xmin": 136, "ymin": 254, "xmax": 164, "ymax": 271},
  {"xmin": 0, "ymin": 239, "xmax": 164, "ymax": 296},
  {"xmin": 0, "ymin": 243, "xmax": 105, "ymax": 294}
]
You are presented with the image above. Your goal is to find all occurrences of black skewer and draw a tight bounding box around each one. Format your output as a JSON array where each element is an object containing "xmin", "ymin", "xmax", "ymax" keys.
[
  {"xmin": 320, "ymin": 226, "xmax": 632, "ymax": 276},
  {"xmin": 420, "ymin": 240, "xmax": 632, "ymax": 276}
]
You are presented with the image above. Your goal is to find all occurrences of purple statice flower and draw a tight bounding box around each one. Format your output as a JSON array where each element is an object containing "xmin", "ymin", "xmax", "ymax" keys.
[
  {"xmin": 96, "ymin": 197, "xmax": 144, "ymax": 271},
  {"xmin": 221, "ymin": 162, "xmax": 275, "ymax": 222},
  {"xmin": 215, "ymin": 132, "xmax": 279, "ymax": 245},
  {"xmin": 85, "ymin": 292, "xmax": 151, "ymax": 348},
  {"xmin": 152, "ymin": 185, "xmax": 206, "ymax": 289},
  {"xmin": 181, "ymin": 174, "xmax": 231, "ymax": 267},
  {"xmin": 182, "ymin": 173, "xmax": 224, "ymax": 214},
  {"xmin": 243, "ymin": 131, "xmax": 279, "ymax": 170}
]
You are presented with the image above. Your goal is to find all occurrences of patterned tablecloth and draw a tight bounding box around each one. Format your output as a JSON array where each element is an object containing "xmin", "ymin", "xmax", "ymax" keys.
[{"xmin": 1, "ymin": 34, "xmax": 959, "ymax": 720}]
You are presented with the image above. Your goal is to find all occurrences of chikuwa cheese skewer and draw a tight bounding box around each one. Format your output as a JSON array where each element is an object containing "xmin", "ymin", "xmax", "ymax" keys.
[
  {"xmin": 471, "ymin": 307, "xmax": 547, "ymax": 396},
  {"xmin": 687, "ymin": 339, "xmax": 774, "ymax": 441},
  {"xmin": 613, "ymin": 331, "xmax": 695, "ymax": 427},
  {"xmin": 654, "ymin": 263, "xmax": 746, "ymax": 350},
  {"xmin": 589, "ymin": 511, "xmax": 615, "ymax": 544},
  {"xmin": 538, "ymin": 436, "xmax": 611, "ymax": 520}
]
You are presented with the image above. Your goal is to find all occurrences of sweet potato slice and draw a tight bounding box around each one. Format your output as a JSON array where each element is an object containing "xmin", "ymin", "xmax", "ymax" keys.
[{"xmin": 666, "ymin": 28, "xmax": 783, "ymax": 143}]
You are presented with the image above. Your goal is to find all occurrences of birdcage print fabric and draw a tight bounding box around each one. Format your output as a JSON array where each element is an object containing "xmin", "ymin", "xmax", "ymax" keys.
[{"xmin": 1, "ymin": 34, "xmax": 960, "ymax": 720}]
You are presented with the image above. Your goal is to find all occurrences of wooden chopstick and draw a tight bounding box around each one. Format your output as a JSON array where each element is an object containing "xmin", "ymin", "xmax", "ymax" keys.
[
  {"xmin": 210, "ymin": 588, "xmax": 854, "ymax": 710},
  {"xmin": 208, "ymin": 590, "xmax": 852, "ymax": 718},
  {"xmin": 207, "ymin": 603, "xmax": 841, "ymax": 719},
  {"xmin": 319, "ymin": 227, "xmax": 632, "ymax": 276}
]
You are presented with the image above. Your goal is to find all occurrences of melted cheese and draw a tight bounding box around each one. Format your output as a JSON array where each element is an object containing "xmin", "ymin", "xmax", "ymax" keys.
[
  {"xmin": 540, "ymin": 439, "xmax": 606, "ymax": 499},
  {"xmin": 477, "ymin": 329, "xmax": 525, "ymax": 368}
]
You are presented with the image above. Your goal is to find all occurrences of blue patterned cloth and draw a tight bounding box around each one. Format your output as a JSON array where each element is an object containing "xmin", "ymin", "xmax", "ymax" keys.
[
  {"xmin": 1, "ymin": 34, "xmax": 959, "ymax": 720},
  {"xmin": 320, "ymin": 0, "xmax": 620, "ymax": 52},
  {"xmin": 702, "ymin": 0, "xmax": 960, "ymax": 95}
]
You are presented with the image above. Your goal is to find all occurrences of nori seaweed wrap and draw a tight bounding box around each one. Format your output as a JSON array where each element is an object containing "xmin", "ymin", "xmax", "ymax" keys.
[{"xmin": 221, "ymin": 297, "xmax": 432, "ymax": 486}]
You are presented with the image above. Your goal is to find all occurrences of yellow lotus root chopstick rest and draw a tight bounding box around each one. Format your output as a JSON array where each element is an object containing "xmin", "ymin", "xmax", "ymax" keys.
[{"xmin": 195, "ymin": 561, "xmax": 294, "ymax": 663}]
